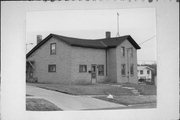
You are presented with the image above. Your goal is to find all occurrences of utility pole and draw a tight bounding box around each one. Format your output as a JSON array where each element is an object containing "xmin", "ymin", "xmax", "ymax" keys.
[{"xmin": 116, "ymin": 12, "xmax": 120, "ymax": 37}]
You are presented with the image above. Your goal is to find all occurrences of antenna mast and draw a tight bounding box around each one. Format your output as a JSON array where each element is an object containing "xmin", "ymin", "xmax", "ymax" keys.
[{"xmin": 116, "ymin": 12, "xmax": 120, "ymax": 37}]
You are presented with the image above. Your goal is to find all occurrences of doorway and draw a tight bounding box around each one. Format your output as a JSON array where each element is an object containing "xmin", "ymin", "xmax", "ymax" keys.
[{"xmin": 91, "ymin": 64, "xmax": 97, "ymax": 84}]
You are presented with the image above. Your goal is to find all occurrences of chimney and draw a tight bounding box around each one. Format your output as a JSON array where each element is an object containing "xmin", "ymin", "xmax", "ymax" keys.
[
  {"xmin": 37, "ymin": 35, "xmax": 42, "ymax": 44},
  {"xmin": 106, "ymin": 31, "xmax": 111, "ymax": 39}
]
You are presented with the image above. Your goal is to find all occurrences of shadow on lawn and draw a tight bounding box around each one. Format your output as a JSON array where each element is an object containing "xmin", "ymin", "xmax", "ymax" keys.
[{"xmin": 26, "ymin": 98, "xmax": 62, "ymax": 111}]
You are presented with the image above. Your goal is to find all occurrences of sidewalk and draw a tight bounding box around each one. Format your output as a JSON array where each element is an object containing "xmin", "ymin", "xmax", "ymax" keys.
[{"xmin": 26, "ymin": 85, "xmax": 126, "ymax": 110}]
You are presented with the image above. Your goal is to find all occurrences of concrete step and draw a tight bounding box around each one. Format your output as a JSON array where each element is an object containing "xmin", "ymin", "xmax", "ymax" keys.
[
  {"xmin": 122, "ymin": 86, "xmax": 140, "ymax": 95},
  {"xmin": 131, "ymin": 89, "xmax": 140, "ymax": 95}
]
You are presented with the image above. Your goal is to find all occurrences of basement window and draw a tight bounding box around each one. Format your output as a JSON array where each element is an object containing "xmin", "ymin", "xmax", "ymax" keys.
[
  {"xmin": 98, "ymin": 65, "xmax": 104, "ymax": 76},
  {"xmin": 121, "ymin": 64, "xmax": 126, "ymax": 76},
  {"xmin": 79, "ymin": 65, "xmax": 87, "ymax": 73},
  {"xmin": 48, "ymin": 64, "xmax": 56, "ymax": 72},
  {"xmin": 50, "ymin": 43, "xmax": 56, "ymax": 55}
]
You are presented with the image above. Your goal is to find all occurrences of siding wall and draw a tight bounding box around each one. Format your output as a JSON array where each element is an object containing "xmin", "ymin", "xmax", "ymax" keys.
[
  {"xmin": 27, "ymin": 37, "xmax": 71, "ymax": 84},
  {"xmin": 138, "ymin": 68, "xmax": 152, "ymax": 80},
  {"xmin": 107, "ymin": 48, "xmax": 117, "ymax": 83},
  {"xmin": 71, "ymin": 46, "xmax": 106, "ymax": 84},
  {"xmin": 27, "ymin": 37, "xmax": 138, "ymax": 84},
  {"xmin": 116, "ymin": 40, "xmax": 138, "ymax": 83}
]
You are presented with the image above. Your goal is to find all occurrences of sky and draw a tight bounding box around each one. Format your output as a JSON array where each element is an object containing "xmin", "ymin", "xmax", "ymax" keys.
[{"xmin": 26, "ymin": 8, "xmax": 156, "ymax": 63}]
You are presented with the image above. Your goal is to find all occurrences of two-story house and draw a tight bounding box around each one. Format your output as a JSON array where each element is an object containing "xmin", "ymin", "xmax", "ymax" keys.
[{"xmin": 26, "ymin": 32, "xmax": 141, "ymax": 84}]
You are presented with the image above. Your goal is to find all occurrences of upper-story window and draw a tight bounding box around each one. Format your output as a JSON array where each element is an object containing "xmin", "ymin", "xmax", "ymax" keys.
[
  {"xmin": 50, "ymin": 43, "xmax": 56, "ymax": 55},
  {"xmin": 121, "ymin": 47, "xmax": 125, "ymax": 57},
  {"xmin": 147, "ymin": 70, "xmax": 150, "ymax": 74},
  {"xmin": 130, "ymin": 48, "xmax": 133, "ymax": 57}
]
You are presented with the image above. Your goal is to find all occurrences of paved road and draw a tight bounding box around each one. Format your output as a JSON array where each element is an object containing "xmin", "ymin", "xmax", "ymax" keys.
[{"xmin": 26, "ymin": 85, "xmax": 125, "ymax": 110}]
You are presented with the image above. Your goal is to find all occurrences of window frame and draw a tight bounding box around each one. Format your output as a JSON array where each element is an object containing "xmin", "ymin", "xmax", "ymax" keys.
[
  {"xmin": 147, "ymin": 70, "xmax": 150, "ymax": 74},
  {"xmin": 48, "ymin": 64, "xmax": 56, "ymax": 72},
  {"xmin": 130, "ymin": 48, "xmax": 133, "ymax": 57},
  {"xmin": 121, "ymin": 46, "xmax": 125, "ymax": 57},
  {"xmin": 130, "ymin": 64, "xmax": 134, "ymax": 76},
  {"xmin": 98, "ymin": 65, "xmax": 104, "ymax": 76},
  {"xmin": 140, "ymin": 70, "xmax": 143, "ymax": 74},
  {"xmin": 50, "ymin": 43, "xmax": 56, "ymax": 55},
  {"xmin": 79, "ymin": 64, "xmax": 87, "ymax": 73}
]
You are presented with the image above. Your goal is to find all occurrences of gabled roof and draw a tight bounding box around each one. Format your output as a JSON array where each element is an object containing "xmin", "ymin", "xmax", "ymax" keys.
[{"xmin": 26, "ymin": 33, "xmax": 141, "ymax": 58}]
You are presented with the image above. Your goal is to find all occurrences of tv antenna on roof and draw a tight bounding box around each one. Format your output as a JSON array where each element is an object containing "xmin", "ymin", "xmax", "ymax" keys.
[{"xmin": 116, "ymin": 12, "xmax": 120, "ymax": 37}]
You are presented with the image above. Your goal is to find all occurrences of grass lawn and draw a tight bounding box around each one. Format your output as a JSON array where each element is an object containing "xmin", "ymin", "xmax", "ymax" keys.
[
  {"xmin": 27, "ymin": 83, "xmax": 135, "ymax": 96},
  {"xmin": 26, "ymin": 98, "xmax": 62, "ymax": 111},
  {"xmin": 28, "ymin": 82, "xmax": 156, "ymax": 96},
  {"xmin": 121, "ymin": 83, "xmax": 156, "ymax": 95},
  {"xmin": 94, "ymin": 95, "xmax": 156, "ymax": 106}
]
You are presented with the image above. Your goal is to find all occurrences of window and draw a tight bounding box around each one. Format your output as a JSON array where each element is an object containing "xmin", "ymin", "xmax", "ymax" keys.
[
  {"xmin": 140, "ymin": 70, "xmax": 143, "ymax": 74},
  {"xmin": 48, "ymin": 64, "xmax": 56, "ymax": 72},
  {"xmin": 79, "ymin": 65, "xmax": 87, "ymax": 73},
  {"xmin": 121, "ymin": 47, "xmax": 125, "ymax": 57},
  {"xmin": 147, "ymin": 70, "xmax": 150, "ymax": 74},
  {"xmin": 130, "ymin": 48, "xmax": 133, "ymax": 57},
  {"xmin": 130, "ymin": 64, "xmax": 134, "ymax": 75},
  {"xmin": 50, "ymin": 43, "xmax": 56, "ymax": 55},
  {"xmin": 98, "ymin": 65, "xmax": 104, "ymax": 76},
  {"xmin": 121, "ymin": 64, "xmax": 126, "ymax": 75}
]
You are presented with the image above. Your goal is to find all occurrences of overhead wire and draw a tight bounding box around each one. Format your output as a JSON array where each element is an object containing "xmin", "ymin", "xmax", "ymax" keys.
[{"xmin": 139, "ymin": 35, "xmax": 156, "ymax": 46}]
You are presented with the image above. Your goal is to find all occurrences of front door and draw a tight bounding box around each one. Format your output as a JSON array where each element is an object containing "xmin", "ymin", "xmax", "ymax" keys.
[{"xmin": 91, "ymin": 64, "xmax": 97, "ymax": 84}]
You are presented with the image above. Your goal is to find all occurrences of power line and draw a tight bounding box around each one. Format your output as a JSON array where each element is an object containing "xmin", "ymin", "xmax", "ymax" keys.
[{"xmin": 139, "ymin": 35, "xmax": 156, "ymax": 45}]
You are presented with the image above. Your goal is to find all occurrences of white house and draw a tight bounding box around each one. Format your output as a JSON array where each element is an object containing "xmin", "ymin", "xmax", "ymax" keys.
[{"xmin": 137, "ymin": 66, "xmax": 154, "ymax": 83}]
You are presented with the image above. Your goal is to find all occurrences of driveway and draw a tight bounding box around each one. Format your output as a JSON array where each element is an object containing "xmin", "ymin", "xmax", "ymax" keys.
[{"xmin": 26, "ymin": 85, "xmax": 126, "ymax": 110}]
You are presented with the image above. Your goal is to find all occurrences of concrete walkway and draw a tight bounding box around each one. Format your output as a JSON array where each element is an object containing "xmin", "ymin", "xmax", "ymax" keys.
[{"xmin": 26, "ymin": 85, "xmax": 126, "ymax": 110}]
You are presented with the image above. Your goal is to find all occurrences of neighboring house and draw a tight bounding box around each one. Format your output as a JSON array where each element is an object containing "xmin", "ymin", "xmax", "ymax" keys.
[
  {"xmin": 26, "ymin": 32, "xmax": 141, "ymax": 84},
  {"xmin": 137, "ymin": 66, "xmax": 154, "ymax": 83}
]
